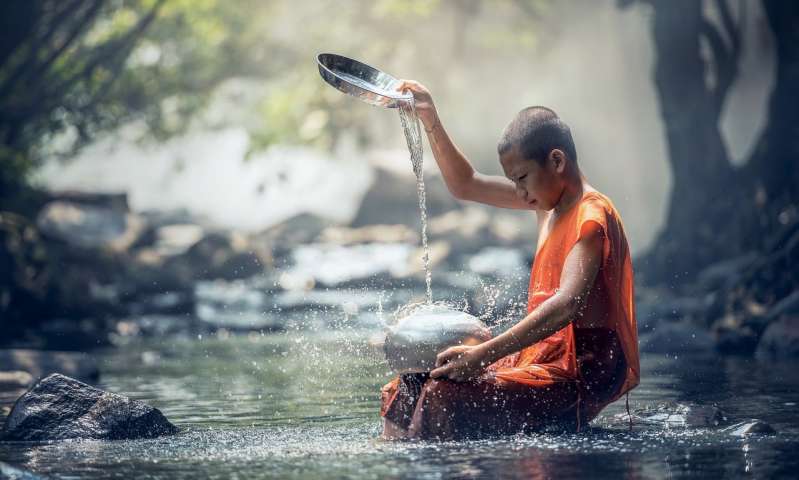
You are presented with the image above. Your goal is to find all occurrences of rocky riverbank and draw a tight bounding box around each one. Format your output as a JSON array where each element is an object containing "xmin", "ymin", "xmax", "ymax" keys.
[{"xmin": 1, "ymin": 174, "xmax": 797, "ymax": 370}]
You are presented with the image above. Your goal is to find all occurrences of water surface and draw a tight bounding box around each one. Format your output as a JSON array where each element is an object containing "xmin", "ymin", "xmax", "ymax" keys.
[{"xmin": 1, "ymin": 329, "xmax": 797, "ymax": 479}]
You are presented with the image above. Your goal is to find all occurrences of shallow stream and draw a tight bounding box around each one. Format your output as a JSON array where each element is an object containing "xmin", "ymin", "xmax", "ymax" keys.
[{"xmin": 1, "ymin": 328, "xmax": 798, "ymax": 479}]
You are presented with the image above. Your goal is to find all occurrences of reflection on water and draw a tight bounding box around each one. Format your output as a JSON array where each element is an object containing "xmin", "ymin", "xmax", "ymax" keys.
[{"xmin": 1, "ymin": 328, "xmax": 798, "ymax": 479}]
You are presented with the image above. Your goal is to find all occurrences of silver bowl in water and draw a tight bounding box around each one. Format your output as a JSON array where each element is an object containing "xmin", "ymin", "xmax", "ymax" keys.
[
  {"xmin": 383, "ymin": 306, "xmax": 492, "ymax": 374},
  {"xmin": 317, "ymin": 53, "xmax": 412, "ymax": 108}
]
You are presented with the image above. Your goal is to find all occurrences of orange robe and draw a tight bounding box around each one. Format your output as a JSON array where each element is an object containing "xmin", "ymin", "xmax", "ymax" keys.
[{"xmin": 380, "ymin": 190, "xmax": 639, "ymax": 439}]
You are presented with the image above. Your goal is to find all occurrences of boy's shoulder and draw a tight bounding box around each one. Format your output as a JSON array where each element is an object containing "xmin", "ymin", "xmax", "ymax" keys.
[
  {"xmin": 581, "ymin": 189, "xmax": 621, "ymax": 216},
  {"xmin": 578, "ymin": 190, "xmax": 628, "ymax": 239}
]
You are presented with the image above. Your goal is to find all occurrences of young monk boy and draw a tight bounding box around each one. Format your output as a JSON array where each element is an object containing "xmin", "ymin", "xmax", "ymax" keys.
[{"xmin": 380, "ymin": 80, "xmax": 640, "ymax": 440}]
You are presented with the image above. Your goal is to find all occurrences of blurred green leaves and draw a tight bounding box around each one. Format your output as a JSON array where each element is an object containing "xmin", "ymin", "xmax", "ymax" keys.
[{"xmin": 0, "ymin": 0, "xmax": 547, "ymax": 194}]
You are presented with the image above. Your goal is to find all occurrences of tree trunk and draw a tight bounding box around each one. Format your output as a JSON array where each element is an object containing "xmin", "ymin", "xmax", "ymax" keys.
[
  {"xmin": 640, "ymin": 0, "xmax": 742, "ymax": 283},
  {"xmin": 745, "ymin": 0, "xmax": 799, "ymax": 215}
]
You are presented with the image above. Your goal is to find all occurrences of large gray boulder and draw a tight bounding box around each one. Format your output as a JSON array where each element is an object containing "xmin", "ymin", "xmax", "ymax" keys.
[{"xmin": 1, "ymin": 374, "xmax": 178, "ymax": 441}]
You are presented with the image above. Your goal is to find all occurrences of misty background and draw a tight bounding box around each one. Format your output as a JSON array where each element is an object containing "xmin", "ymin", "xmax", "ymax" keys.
[{"xmin": 34, "ymin": 0, "xmax": 775, "ymax": 255}]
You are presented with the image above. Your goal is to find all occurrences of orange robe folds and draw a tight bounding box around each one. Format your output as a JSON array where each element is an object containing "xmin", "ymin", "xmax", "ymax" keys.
[{"xmin": 380, "ymin": 190, "xmax": 639, "ymax": 439}]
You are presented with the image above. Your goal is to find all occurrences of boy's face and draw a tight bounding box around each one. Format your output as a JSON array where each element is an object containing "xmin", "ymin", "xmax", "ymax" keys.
[{"xmin": 499, "ymin": 145, "xmax": 566, "ymax": 211}]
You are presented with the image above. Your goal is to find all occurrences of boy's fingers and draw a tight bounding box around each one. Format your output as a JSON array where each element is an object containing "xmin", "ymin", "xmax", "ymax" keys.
[
  {"xmin": 435, "ymin": 348, "xmax": 454, "ymax": 367},
  {"xmin": 396, "ymin": 79, "xmax": 422, "ymax": 94},
  {"xmin": 430, "ymin": 364, "xmax": 449, "ymax": 379}
]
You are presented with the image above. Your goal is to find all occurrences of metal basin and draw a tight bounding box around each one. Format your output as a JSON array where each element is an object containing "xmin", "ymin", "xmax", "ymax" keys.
[
  {"xmin": 383, "ymin": 305, "xmax": 492, "ymax": 374},
  {"xmin": 317, "ymin": 53, "xmax": 412, "ymax": 108}
]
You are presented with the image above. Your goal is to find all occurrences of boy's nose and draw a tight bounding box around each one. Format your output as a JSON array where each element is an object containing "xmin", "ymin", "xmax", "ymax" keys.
[{"xmin": 515, "ymin": 186, "xmax": 527, "ymax": 200}]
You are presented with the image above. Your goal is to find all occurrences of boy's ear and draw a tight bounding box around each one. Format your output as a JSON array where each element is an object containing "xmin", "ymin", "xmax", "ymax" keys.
[{"xmin": 550, "ymin": 149, "xmax": 566, "ymax": 173}]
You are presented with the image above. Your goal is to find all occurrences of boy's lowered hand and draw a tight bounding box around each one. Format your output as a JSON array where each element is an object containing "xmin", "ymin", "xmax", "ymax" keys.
[{"xmin": 430, "ymin": 345, "xmax": 487, "ymax": 382}]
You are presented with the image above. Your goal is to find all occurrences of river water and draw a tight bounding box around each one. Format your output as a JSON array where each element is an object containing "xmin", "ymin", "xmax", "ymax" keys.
[{"xmin": 1, "ymin": 328, "xmax": 798, "ymax": 479}]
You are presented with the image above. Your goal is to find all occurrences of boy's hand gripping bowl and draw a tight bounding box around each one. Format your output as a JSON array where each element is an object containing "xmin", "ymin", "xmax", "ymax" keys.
[
  {"xmin": 317, "ymin": 53, "xmax": 412, "ymax": 108},
  {"xmin": 383, "ymin": 306, "xmax": 492, "ymax": 374}
]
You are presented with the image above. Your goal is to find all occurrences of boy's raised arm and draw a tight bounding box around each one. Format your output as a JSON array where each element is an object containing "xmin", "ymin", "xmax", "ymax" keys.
[{"xmin": 397, "ymin": 80, "xmax": 531, "ymax": 210}]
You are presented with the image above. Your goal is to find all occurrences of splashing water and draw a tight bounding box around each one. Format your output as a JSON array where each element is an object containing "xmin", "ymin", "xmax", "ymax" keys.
[{"xmin": 397, "ymin": 99, "xmax": 432, "ymax": 303}]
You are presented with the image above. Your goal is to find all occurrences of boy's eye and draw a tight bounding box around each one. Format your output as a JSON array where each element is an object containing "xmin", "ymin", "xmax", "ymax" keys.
[{"xmin": 518, "ymin": 174, "xmax": 527, "ymax": 182}]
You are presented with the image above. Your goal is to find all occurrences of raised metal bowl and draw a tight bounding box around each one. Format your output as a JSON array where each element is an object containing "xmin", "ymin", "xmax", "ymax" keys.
[{"xmin": 317, "ymin": 53, "xmax": 412, "ymax": 108}]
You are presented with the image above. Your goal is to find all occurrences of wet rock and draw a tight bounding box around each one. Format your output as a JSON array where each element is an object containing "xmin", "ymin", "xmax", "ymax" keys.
[
  {"xmin": 166, "ymin": 231, "xmax": 269, "ymax": 281},
  {"xmin": 683, "ymin": 404, "xmax": 729, "ymax": 427},
  {"xmin": 0, "ymin": 349, "xmax": 99, "ymax": 383},
  {"xmin": 36, "ymin": 201, "xmax": 144, "ymax": 251},
  {"xmin": 627, "ymin": 402, "xmax": 729, "ymax": 428},
  {"xmin": 258, "ymin": 213, "xmax": 332, "ymax": 259},
  {"xmin": 756, "ymin": 315, "xmax": 799, "ymax": 359},
  {"xmin": 151, "ymin": 224, "xmax": 205, "ymax": 256},
  {"xmin": 639, "ymin": 322, "xmax": 715, "ymax": 354},
  {"xmin": 1, "ymin": 374, "xmax": 178, "ymax": 441},
  {"xmin": 724, "ymin": 420, "xmax": 776, "ymax": 436},
  {"xmin": 351, "ymin": 165, "xmax": 459, "ymax": 228}
]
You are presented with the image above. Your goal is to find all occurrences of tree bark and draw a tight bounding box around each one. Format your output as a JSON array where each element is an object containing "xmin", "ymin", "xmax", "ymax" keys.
[
  {"xmin": 746, "ymin": 1, "xmax": 799, "ymax": 209},
  {"xmin": 640, "ymin": 0, "xmax": 742, "ymax": 282}
]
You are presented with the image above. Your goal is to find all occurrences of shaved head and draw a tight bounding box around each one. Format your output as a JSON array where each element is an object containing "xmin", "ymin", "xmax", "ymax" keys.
[{"xmin": 497, "ymin": 106, "xmax": 577, "ymax": 165}]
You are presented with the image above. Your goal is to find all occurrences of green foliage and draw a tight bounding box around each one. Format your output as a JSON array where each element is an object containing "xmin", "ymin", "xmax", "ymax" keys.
[{"xmin": 0, "ymin": 0, "xmax": 548, "ymax": 192}]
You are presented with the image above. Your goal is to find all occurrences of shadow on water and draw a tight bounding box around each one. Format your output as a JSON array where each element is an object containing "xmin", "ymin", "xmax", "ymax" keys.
[{"xmin": 1, "ymin": 329, "xmax": 798, "ymax": 479}]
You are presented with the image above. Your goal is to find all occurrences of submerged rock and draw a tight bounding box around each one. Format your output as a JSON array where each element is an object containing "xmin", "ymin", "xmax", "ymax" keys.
[
  {"xmin": 723, "ymin": 420, "xmax": 776, "ymax": 436},
  {"xmin": 1, "ymin": 374, "xmax": 178, "ymax": 441},
  {"xmin": 625, "ymin": 402, "xmax": 729, "ymax": 428}
]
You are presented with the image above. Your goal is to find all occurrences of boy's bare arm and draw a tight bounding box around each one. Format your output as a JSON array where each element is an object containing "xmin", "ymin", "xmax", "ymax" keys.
[
  {"xmin": 397, "ymin": 80, "xmax": 531, "ymax": 210},
  {"xmin": 431, "ymin": 222, "xmax": 604, "ymax": 381},
  {"xmin": 486, "ymin": 224, "xmax": 603, "ymax": 358}
]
